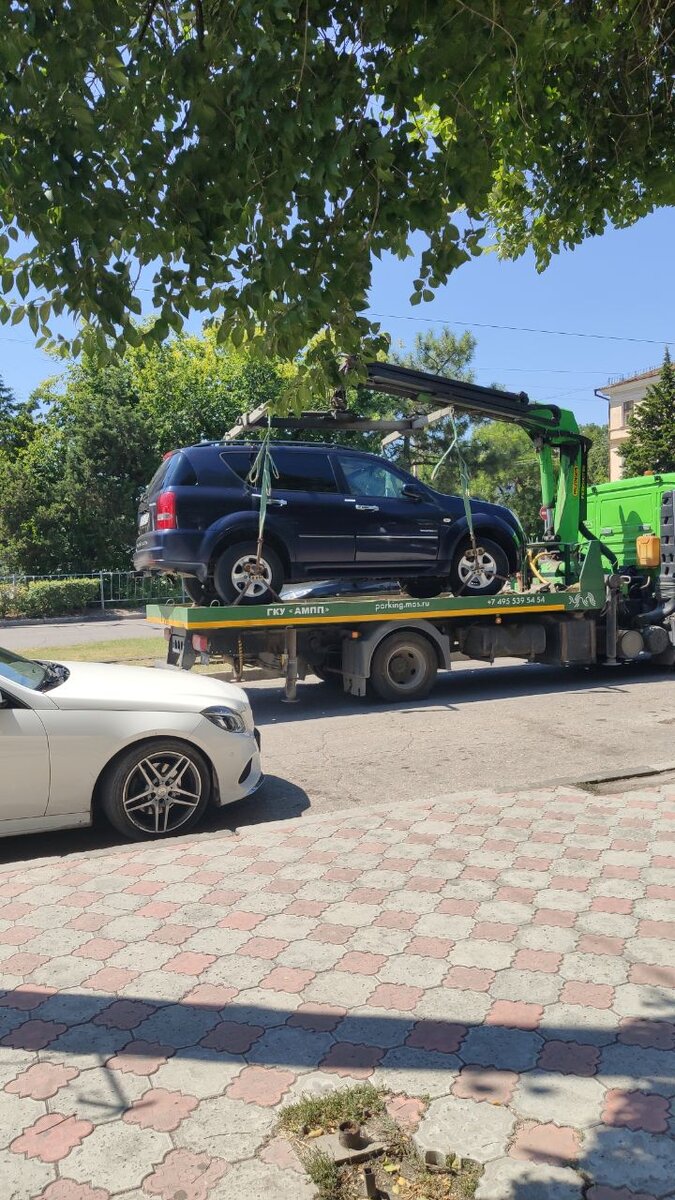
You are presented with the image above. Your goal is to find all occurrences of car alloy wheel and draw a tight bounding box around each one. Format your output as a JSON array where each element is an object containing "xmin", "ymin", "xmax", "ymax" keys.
[
  {"xmin": 121, "ymin": 750, "xmax": 203, "ymax": 835},
  {"xmin": 230, "ymin": 553, "xmax": 274, "ymax": 599},
  {"xmin": 456, "ymin": 546, "xmax": 499, "ymax": 591}
]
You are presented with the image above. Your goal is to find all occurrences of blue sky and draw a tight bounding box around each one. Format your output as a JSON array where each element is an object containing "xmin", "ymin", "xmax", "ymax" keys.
[{"xmin": 1, "ymin": 208, "xmax": 673, "ymax": 424}]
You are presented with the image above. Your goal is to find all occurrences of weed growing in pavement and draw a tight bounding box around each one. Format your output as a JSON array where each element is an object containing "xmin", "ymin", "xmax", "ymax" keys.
[
  {"xmin": 278, "ymin": 1085, "xmax": 483, "ymax": 1199},
  {"xmin": 300, "ymin": 1148, "xmax": 344, "ymax": 1200},
  {"xmin": 278, "ymin": 1082, "xmax": 385, "ymax": 1135}
]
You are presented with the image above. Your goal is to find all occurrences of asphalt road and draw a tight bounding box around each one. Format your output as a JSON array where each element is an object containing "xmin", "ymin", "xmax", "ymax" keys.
[
  {"xmin": 244, "ymin": 658, "xmax": 675, "ymax": 816},
  {"xmin": 1, "ymin": 640, "xmax": 674, "ymax": 866}
]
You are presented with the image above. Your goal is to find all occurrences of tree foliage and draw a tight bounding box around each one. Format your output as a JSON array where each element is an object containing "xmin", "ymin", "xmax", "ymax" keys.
[
  {"xmin": 0, "ymin": 374, "xmax": 35, "ymax": 458},
  {"xmin": 620, "ymin": 352, "xmax": 675, "ymax": 477},
  {"xmin": 0, "ymin": 332, "xmax": 290, "ymax": 573},
  {"xmin": 0, "ymin": 2, "xmax": 673, "ymax": 387},
  {"xmin": 583, "ymin": 422, "xmax": 610, "ymax": 485}
]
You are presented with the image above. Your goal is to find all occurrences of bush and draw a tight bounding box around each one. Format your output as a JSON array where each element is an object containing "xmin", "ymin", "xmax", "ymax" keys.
[{"xmin": 0, "ymin": 578, "xmax": 99, "ymax": 619}]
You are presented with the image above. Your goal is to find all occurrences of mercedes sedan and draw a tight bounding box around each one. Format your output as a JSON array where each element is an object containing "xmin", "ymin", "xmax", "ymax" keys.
[{"xmin": 0, "ymin": 646, "xmax": 262, "ymax": 841}]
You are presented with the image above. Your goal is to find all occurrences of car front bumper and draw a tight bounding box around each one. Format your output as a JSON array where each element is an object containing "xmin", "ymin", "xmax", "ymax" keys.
[{"xmin": 190, "ymin": 718, "xmax": 263, "ymax": 807}]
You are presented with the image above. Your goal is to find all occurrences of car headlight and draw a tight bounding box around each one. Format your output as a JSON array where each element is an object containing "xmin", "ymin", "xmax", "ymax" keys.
[{"xmin": 202, "ymin": 706, "xmax": 247, "ymax": 733}]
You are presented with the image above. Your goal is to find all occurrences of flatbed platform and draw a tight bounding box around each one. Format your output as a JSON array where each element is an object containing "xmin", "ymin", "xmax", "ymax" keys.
[
  {"xmin": 145, "ymin": 549, "xmax": 612, "ymax": 702},
  {"xmin": 146, "ymin": 574, "xmax": 604, "ymax": 635}
]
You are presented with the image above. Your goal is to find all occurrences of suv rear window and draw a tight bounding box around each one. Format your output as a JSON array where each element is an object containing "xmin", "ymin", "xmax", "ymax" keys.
[
  {"xmin": 220, "ymin": 449, "xmax": 257, "ymax": 482},
  {"xmin": 147, "ymin": 452, "xmax": 197, "ymax": 492}
]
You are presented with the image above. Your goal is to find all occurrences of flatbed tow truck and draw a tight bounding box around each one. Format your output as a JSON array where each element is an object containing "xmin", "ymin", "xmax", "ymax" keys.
[{"xmin": 146, "ymin": 364, "xmax": 675, "ymax": 702}]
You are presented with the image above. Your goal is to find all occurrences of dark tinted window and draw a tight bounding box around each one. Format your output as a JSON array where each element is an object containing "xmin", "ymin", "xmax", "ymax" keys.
[
  {"xmin": 219, "ymin": 449, "xmax": 257, "ymax": 483},
  {"xmin": 273, "ymin": 449, "xmax": 338, "ymax": 493},
  {"xmin": 338, "ymin": 455, "xmax": 408, "ymax": 498},
  {"xmin": 169, "ymin": 455, "xmax": 198, "ymax": 486},
  {"xmin": 148, "ymin": 452, "xmax": 197, "ymax": 492}
]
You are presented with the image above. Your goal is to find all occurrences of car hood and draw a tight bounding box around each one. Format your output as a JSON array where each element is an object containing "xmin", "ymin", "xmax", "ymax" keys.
[{"xmin": 46, "ymin": 660, "xmax": 250, "ymax": 714}]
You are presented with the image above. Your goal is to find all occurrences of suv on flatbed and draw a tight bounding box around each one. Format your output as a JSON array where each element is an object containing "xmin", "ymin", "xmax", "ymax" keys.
[{"xmin": 134, "ymin": 442, "xmax": 525, "ymax": 604}]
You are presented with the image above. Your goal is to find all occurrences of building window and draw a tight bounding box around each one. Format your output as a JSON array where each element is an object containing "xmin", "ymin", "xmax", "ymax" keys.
[{"xmin": 622, "ymin": 400, "xmax": 635, "ymax": 426}]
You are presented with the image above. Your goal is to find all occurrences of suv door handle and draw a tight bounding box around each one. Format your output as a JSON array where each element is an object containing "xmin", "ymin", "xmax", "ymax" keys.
[
  {"xmin": 355, "ymin": 504, "xmax": 379, "ymax": 512},
  {"xmin": 252, "ymin": 494, "xmax": 287, "ymax": 507}
]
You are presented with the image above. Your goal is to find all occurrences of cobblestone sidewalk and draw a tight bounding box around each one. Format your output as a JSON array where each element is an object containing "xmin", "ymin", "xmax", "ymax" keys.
[{"xmin": 0, "ymin": 783, "xmax": 673, "ymax": 1199}]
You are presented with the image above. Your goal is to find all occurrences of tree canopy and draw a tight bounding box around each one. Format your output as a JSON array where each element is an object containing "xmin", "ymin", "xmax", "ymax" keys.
[
  {"xmin": 1, "ymin": 2, "xmax": 673, "ymax": 388},
  {"xmin": 0, "ymin": 331, "xmax": 290, "ymax": 573},
  {"xmin": 620, "ymin": 352, "xmax": 675, "ymax": 477}
]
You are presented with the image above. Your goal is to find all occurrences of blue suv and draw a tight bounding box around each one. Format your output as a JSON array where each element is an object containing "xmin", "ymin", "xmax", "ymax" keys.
[{"xmin": 134, "ymin": 442, "xmax": 524, "ymax": 604}]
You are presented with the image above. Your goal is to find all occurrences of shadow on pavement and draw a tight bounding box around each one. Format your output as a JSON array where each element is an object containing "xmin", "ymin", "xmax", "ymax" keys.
[
  {"xmin": 0, "ymin": 988, "xmax": 673, "ymax": 1194},
  {"xmin": 0, "ymin": 775, "xmax": 310, "ymax": 866},
  {"xmin": 248, "ymin": 661, "xmax": 674, "ymax": 727}
]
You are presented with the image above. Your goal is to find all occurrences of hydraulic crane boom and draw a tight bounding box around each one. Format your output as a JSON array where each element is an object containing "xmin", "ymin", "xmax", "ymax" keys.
[{"xmin": 364, "ymin": 363, "xmax": 590, "ymax": 549}]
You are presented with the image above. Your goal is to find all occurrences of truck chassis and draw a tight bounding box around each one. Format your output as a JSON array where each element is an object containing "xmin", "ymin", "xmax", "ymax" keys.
[{"xmin": 147, "ymin": 543, "xmax": 674, "ymax": 703}]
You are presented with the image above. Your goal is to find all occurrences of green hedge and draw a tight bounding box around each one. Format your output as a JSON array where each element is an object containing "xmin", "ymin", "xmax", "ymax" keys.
[{"xmin": 0, "ymin": 578, "xmax": 100, "ymax": 619}]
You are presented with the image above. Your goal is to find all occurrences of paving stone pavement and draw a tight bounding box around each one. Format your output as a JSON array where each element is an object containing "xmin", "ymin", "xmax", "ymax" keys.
[{"xmin": 0, "ymin": 784, "xmax": 673, "ymax": 1199}]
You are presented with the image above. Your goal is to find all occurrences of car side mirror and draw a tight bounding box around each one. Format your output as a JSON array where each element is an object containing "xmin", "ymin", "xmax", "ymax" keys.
[{"xmin": 402, "ymin": 483, "xmax": 423, "ymax": 501}]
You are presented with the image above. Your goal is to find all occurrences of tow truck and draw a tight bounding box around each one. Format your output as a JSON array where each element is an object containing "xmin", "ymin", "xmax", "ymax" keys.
[{"xmin": 146, "ymin": 363, "xmax": 675, "ymax": 702}]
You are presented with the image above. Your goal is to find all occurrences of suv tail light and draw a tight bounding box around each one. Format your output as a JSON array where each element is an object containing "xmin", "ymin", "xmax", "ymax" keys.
[{"xmin": 156, "ymin": 491, "xmax": 177, "ymax": 529}]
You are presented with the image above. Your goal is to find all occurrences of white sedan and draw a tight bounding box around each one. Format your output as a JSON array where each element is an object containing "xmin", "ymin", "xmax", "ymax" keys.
[{"xmin": 0, "ymin": 646, "xmax": 262, "ymax": 841}]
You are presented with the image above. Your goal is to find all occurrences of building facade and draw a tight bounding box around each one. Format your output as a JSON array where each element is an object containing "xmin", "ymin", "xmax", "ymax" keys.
[{"xmin": 599, "ymin": 367, "xmax": 660, "ymax": 481}]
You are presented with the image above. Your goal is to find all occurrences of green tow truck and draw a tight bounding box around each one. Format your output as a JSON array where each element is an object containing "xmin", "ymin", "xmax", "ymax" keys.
[{"xmin": 146, "ymin": 364, "xmax": 675, "ymax": 702}]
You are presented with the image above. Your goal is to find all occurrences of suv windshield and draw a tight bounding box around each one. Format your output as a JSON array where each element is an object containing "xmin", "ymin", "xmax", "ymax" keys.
[{"xmin": 0, "ymin": 646, "xmax": 49, "ymax": 691}]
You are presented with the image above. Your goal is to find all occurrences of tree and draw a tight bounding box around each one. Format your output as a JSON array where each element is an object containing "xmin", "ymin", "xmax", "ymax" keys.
[
  {"xmin": 0, "ymin": 361, "xmax": 156, "ymax": 573},
  {"xmin": 619, "ymin": 352, "xmax": 675, "ymax": 478},
  {"xmin": 0, "ymin": 375, "xmax": 36, "ymax": 458},
  {"xmin": 0, "ymin": 331, "xmax": 295, "ymax": 573},
  {"xmin": 127, "ymin": 325, "xmax": 288, "ymax": 452},
  {"xmin": 389, "ymin": 328, "xmax": 476, "ymax": 483},
  {"xmin": 0, "ymin": 3, "xmax": 673, "ymax": 386},
  {"xmin": 581, "ymin": 423, "xmax": 610, "ymax": 485},
  {"xmin": 464, "ymin": 423, "xmax": 543, "ymax": 536}
]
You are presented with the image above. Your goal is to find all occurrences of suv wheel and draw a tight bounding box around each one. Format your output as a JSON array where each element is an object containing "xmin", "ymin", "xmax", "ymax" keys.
[
  {"xmin": 183, "ymin": 578, "xmax": 218, "ymax": 607},
  {"xmin": 213, "ymin": 542, "xmax": 283, "ymax": 604},
  {"xmin": 400, "ymin": 577, "xmax": 445, "ymax": 599},
  {"xmin": 449, "ymin": 536, "xmax": 509, "ymax": 597}
]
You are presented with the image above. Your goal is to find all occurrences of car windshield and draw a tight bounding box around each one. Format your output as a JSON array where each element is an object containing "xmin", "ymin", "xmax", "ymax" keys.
[{"xmin": 0, "ymin": 646, "xmax": 49, "ymax": 690}]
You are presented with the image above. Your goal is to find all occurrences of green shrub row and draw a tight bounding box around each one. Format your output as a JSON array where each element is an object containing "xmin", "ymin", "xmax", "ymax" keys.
[{"xmin": 0, "ymin": 578, "xmax": 100, "ymax": 619}]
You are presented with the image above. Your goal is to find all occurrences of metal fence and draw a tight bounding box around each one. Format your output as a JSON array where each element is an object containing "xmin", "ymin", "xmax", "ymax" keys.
[{"xmin": 0, "ymin": 570, "xmax": 186, "ymax": 610}]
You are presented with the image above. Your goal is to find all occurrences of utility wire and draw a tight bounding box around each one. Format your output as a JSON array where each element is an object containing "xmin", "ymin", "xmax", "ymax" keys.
[{"xmin": 370, "ymin": 311, "xmax": 673, "ymax": 347}]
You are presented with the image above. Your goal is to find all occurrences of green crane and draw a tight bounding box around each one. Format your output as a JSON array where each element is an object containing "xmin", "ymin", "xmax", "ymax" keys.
[{"xmin": 365, "ymin": 363, "xmax": 591, "ymax": 556}]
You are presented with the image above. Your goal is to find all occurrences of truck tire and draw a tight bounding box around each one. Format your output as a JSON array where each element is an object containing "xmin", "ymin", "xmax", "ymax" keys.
[
  {"xmin": 370, "ymin": 630, "xmax": 437, "ymax": 702},
  {"xmin": 449, "ymin": 536, "xmax": 509, "ymax": 597},
  {"xmin": 213, "ymin": 542, "xmax": 283, "ymax": 604}
]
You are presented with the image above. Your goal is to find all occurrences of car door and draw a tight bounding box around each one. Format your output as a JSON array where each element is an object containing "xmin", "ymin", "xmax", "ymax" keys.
[
  {"xmin": 0, "ymin": 689, "xmax": 50, "ymax": 820},
  {"xmin": 267, "ymin": 448, "xmax": 356, "ymax": 569},
  {"xmin": 334, "ymin": 454, "xmax": 444, "ymax": 566}
]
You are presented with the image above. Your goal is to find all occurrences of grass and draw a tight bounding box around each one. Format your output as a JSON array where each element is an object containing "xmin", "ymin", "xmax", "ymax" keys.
[
  {"xmin": 20, "ymin": 637, "xmax": 231, "ymax": 675},
  {"xmin": 300, "ymin": 1149, "xmax": 344, "ymax": 1200},
  {"xmin": 278, "ymin": 1085, "xmax": 482, "ymax": 1200},
  {"xmin": 278, "ymin": 1083, "xmax": 385, "ymax": 1136},
  {"xmin": 22, "ymin": 637, "xmax": 164, "ymax": 666}
]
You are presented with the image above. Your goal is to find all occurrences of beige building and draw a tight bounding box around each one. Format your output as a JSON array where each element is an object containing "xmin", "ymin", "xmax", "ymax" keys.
[{"xmin": 597, "ymin": 366, "xmax": 660, "ymax": 481}]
